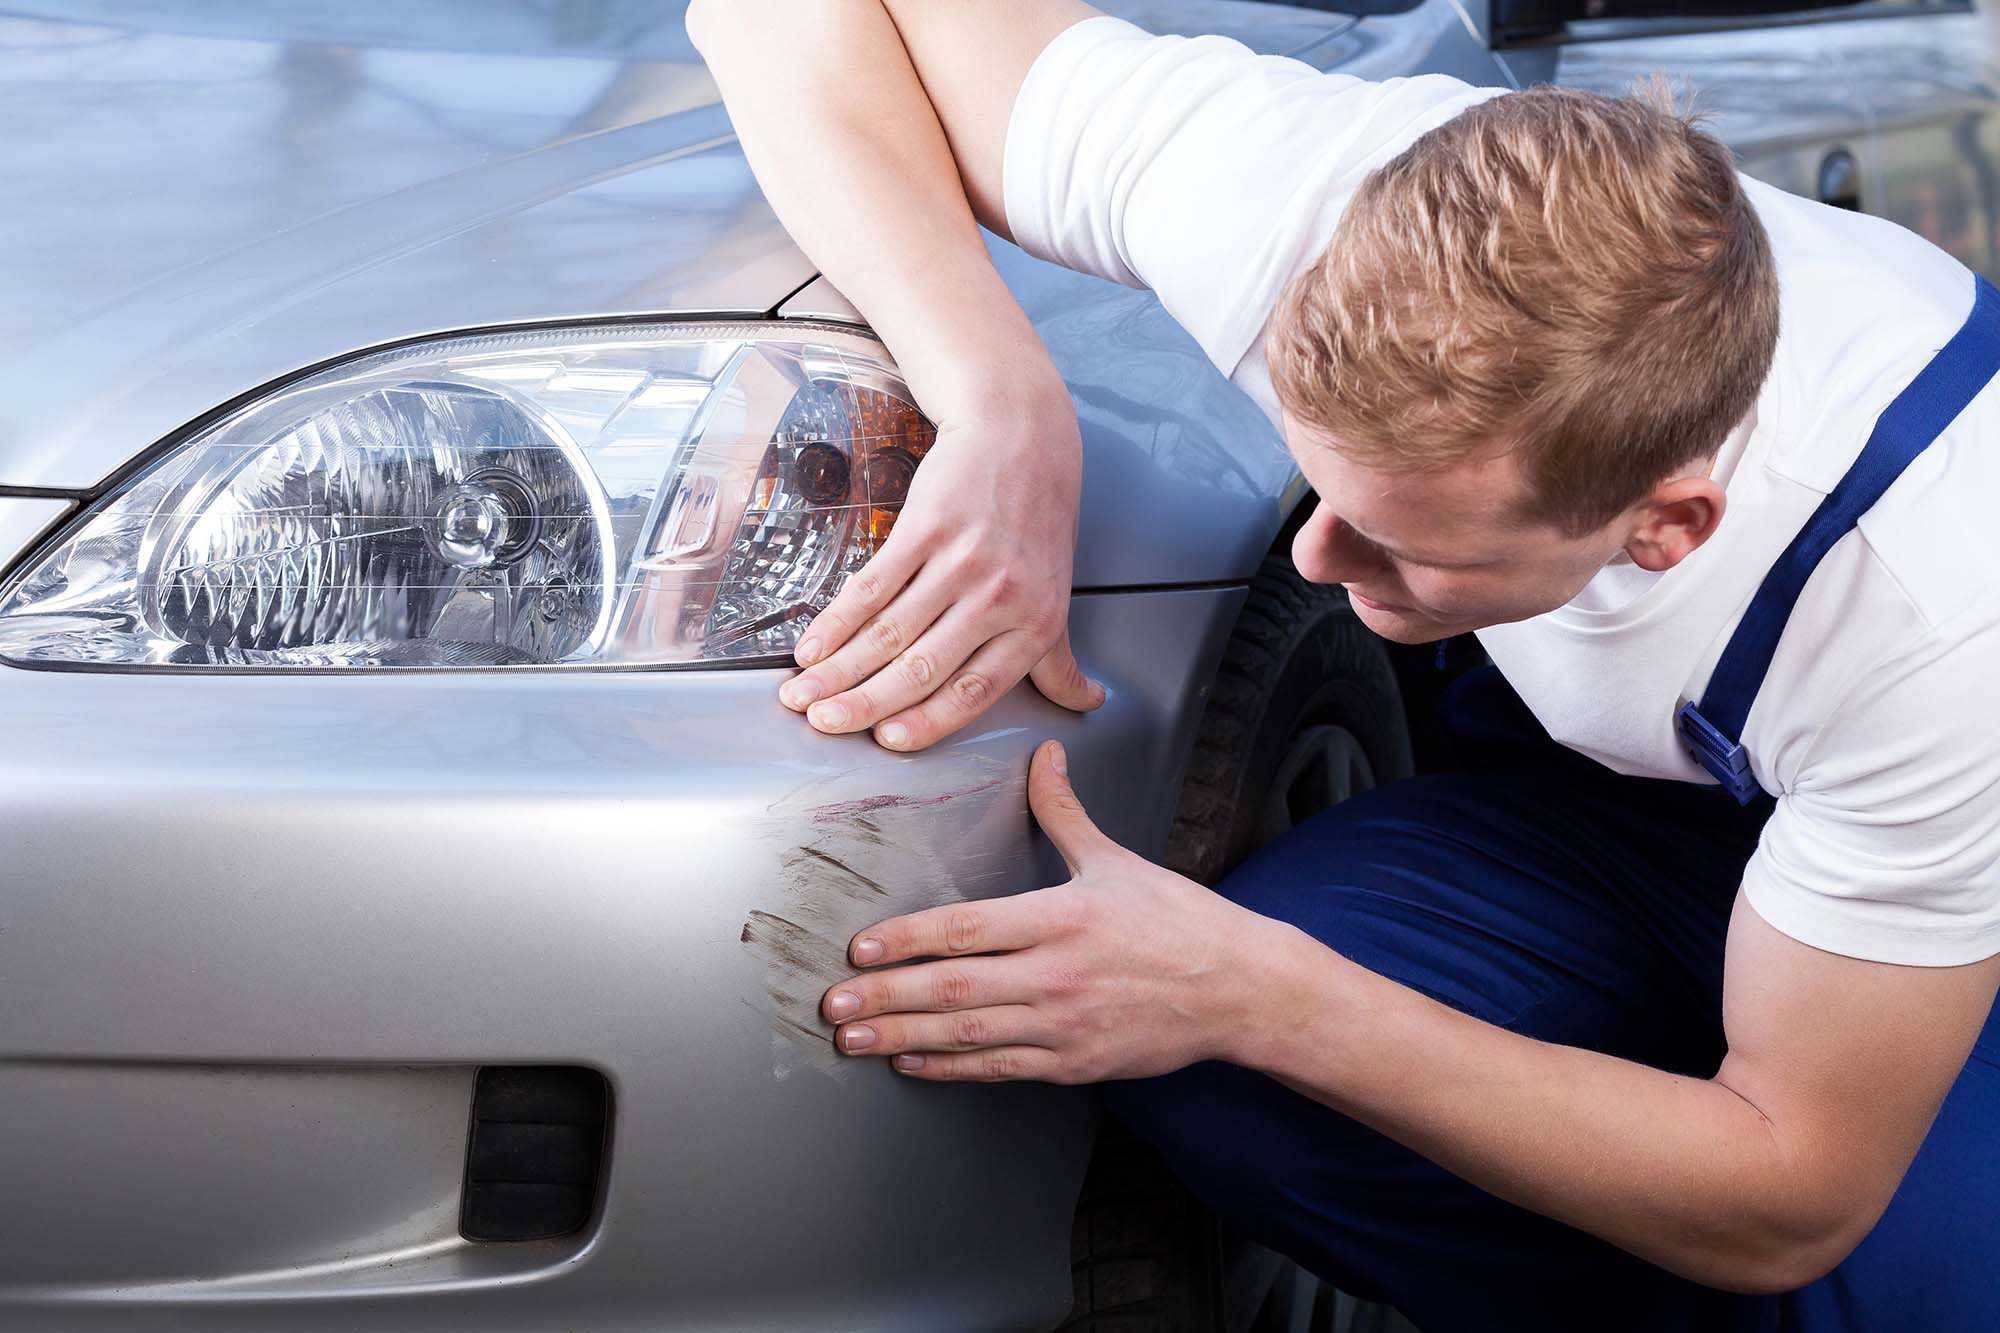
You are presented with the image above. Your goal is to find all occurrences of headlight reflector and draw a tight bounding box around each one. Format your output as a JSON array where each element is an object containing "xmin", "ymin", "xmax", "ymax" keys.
[{"xmin": 0, "ymin": 322, "xmax": 934, "ymax": 669}]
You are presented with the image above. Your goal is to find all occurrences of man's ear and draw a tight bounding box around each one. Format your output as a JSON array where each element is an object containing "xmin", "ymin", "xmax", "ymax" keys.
[{"xmin": 1623, "ymin": 472, "xmax": 1726, "ymax": 572}]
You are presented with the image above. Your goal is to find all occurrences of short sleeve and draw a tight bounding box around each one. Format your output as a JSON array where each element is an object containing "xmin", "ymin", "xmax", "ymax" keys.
[
  {"xmin": 1743, "ymin": 608, "xmax": 2000, "ymax": 966},
  {"xmin": 1002, "ymin": 15, "xmax": 1505, "ymax": 381}
]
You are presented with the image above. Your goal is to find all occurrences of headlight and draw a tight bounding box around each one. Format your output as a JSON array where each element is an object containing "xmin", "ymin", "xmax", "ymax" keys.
[{"xmin": 0, "ymin": 322, "xmax": 935, "ymax": 669}]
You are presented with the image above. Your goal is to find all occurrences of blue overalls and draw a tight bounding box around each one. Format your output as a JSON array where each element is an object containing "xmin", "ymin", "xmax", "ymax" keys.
[{"xmin": 1103, "ymin": 274, "xmax": 2000, "ymax": 1330}]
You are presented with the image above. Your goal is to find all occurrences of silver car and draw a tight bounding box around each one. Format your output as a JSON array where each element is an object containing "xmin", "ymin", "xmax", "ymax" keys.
[{"xmin": 4, "ymin": 2, "xmax": 1995, "ymax": 1329}]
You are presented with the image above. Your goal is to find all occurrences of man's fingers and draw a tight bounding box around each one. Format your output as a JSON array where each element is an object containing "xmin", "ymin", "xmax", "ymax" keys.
[
  {"xmin": 790, "ymin": 535, "xmax": 927, "ymax": 669},
  {"xmin": 779, "ymin": 571, "xmax": 955, "ymax": 721},
  {"xmin": 1027, "ymin": 739, "xmax": 1119, "ymax": 875},
  {"xmin": 845, "ymin": 889, "xmax": 1064, "ymax": 971},
  {"xmin": 1027, "ymin": 630, "xmax": 1106, "ymax": 713},
  {"xmin": 833, "ymin": 1003, "xmax": 1046, "ymax": 1056},
  {"xmin": 888, "ymin": 1047, "xmax": 1067, "ymax": 1083},
  {"xmin": 823, "ymin": 949, "xmax": 1047, "ymax": 1023},
  {"xmin": 869, "ymin": 628, "xmax": 1043, "ymax": 751},
  {"xmin": 797, "ymin": 602, "xmax": 995, "ymax": 742}
]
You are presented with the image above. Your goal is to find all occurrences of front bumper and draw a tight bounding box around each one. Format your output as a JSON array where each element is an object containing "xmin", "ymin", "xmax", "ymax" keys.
[{"xmin": 0, "ymin": 583, "xmax": 1243, "ymax": 1331}]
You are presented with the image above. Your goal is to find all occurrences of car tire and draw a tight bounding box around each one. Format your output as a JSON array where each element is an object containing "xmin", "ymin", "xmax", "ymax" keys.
[
  {"xmin": 1164, "ymin": 551, "xmax": 1413, "ymax": 887},
  {"xmin": 1060, "ymin": 552, "xmax": 1416, "ymax": 1333}
]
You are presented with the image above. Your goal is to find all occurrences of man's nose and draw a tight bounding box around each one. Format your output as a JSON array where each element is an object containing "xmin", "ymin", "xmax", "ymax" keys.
[{"xmin": 1292, "ymin": 509, "xmax": 1385, "ymax": 585}]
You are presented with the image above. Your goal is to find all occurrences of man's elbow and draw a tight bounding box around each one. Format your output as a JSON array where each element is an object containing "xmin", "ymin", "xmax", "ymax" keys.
[{"xmin": 1700, "ymin": 1211, "xmax": 1877, "ymax": 1295}]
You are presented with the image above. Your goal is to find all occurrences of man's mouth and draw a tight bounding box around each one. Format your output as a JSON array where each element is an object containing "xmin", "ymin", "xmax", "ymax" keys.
[{"xmin": 1348, "ymin": 588, "xmax": 1413, "ymax": 615}]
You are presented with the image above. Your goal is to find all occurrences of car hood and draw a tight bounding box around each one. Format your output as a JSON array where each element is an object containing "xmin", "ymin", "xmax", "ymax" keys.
[{"xmin": 0, "ymin": 0, "xmax": 1352, "ymax": 491}]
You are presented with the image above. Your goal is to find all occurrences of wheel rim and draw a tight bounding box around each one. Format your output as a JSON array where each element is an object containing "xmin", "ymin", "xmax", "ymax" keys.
[{"xmin": 1256, "ymin": 722, "xmax": 1376, "ymax": 849}]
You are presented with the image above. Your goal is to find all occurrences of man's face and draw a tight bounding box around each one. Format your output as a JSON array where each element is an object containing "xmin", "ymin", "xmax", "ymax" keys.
[{"xmin": 1283, "ymin": 414, "xmax": 1627, "ymax": 644}]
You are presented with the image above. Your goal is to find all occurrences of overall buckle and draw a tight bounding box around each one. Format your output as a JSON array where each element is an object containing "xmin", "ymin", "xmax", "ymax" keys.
[{"xmin": 1675, "ymin": 702, "xmax": 1760, "ymax": 805}]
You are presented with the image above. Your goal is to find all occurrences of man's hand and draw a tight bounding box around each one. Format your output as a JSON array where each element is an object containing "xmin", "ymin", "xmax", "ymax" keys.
[
  {"xmin": 777, "ymin": 381, "xmax": 1105, "ymax": 751},
  {"xmin": 690, "ymin": 0, "xmax": 1105, "ymax": 751},
  {"xmin": 817, "ymin": 739, "xmax": 1276, "ymax": 1080}
]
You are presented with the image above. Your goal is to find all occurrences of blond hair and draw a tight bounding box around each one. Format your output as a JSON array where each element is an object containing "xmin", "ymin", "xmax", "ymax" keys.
[{"xmin": 1267, "ymin": 81, "xmax": 1778, "ymax": 535}]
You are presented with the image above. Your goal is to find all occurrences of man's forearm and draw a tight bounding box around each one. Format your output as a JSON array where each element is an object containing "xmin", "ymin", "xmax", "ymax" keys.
[
  {"xmin": 1237, "ymin": 921, "xmax": 1862, "ymax": 1293},
  {"xmin": 688, "ymin": 0, "xmax": 1064, "ymax": 417}
]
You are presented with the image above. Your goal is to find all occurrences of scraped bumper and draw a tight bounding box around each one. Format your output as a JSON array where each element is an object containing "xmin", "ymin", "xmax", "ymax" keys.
[{"xmin": 0, "ymin": 584, "xmax": 1242, "ymax": 1331}]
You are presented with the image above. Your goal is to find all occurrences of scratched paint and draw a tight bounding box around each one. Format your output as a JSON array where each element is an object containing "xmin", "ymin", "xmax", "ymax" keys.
[{"xmin": 743, "ymin": 754, "xmax": 1028, "ymax": 1080}]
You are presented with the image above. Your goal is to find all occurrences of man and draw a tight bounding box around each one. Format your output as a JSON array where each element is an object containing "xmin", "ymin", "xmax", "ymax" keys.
[{"xmin": 688, "ymin": 2, "xmax": 2000, "ymax": 1327}]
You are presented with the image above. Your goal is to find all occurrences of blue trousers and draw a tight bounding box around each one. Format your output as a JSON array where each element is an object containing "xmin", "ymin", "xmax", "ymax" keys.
[{"xmin": 1104, "ymin": 666, "xmax": 2000, "ymax": 1331}]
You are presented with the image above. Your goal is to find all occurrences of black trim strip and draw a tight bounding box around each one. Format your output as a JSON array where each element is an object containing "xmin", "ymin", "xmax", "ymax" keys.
[
  {"xmin": 1499, "ymin": 0, "xmax": 1970, "ymax": 48},
  {"xmin": 1073, "ymin": 577, "xmax": 1248, "ymax": 598},
  {"xmin": 0, "ymin": 485, "xmax": 87, "ymax": 501},
  {"xmin": 767, "ymin": 271, "xmax": 874, "ymax": 332},
  {"xmin": 763, "ymin": 272, "xmax": 820, "ymax": 318}
]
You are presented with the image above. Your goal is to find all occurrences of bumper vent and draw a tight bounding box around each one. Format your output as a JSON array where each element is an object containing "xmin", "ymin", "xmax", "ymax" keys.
[{"xmin": 460, "ymin": 1065, "xmax": 608, "ymax": 1242}]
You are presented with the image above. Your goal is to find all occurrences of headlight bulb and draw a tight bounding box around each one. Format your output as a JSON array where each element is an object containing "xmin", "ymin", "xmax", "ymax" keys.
[
  {"xmin": 431, "ymin": 471, "xmax": 541, "ymax": 571},
  {"xmin": 792, "ymin": 442, "xmax": 851, "ymax": 507}
]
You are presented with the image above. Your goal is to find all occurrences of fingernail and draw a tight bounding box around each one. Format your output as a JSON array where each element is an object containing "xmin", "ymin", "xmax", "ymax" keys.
[
  {"xmin": 893, "ymin": 1054, "xmax": 925, "ymax": 1072},
  {"xmin": 1089, "ymin": 679, "xmax": 1107, "ymax": 707},
  {"xmin": 841, "ymin": 1023, "xmax": 876, "ymax": 1052},
  {"xmin": 878, "ymin": 722, "xmax": 908, "ymax": 748},
  {"xmin": 827, "ymin": 990, "xmax": 860, "ymax": 1020},
  {"xmin": 853, "ymin": 936, "xmax": 884, "ymax": 964},
  {"xmin": 1050, "ymin": 741, "xmax": 1068, "ymax": 777},
  {"xmin": 796, "ymin": 637, "xmax": 822, "ymax": 666},
  {"xmin": 781, "ymin": 678, "xmax": 822, "ymax": 710},
  {"xmin": 809, "ymin": 700, "xmax": 848, "ymax": 729}
]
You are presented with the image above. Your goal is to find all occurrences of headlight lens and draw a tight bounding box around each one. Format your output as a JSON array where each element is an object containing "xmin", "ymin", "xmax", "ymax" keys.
[{"xmin": 0, "ymin": 322, "xmax": 935, "ymax": 669}]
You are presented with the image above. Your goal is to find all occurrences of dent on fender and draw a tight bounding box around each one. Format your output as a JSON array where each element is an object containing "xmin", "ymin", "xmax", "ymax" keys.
[{"xmin": 740, "ymin": 756, "xmax": 1029, "ymax": 1081}]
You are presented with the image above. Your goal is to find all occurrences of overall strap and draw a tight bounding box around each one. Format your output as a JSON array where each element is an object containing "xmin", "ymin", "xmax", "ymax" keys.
[{"xmin": 1677, "ymin": 272, "xmax": 2000, "ymax": 803}]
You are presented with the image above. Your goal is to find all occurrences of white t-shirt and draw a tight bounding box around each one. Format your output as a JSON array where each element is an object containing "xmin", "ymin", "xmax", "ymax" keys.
[{"xmin": 1004, "ymin": 14, "xmax": 2000, "ymax": 967}]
